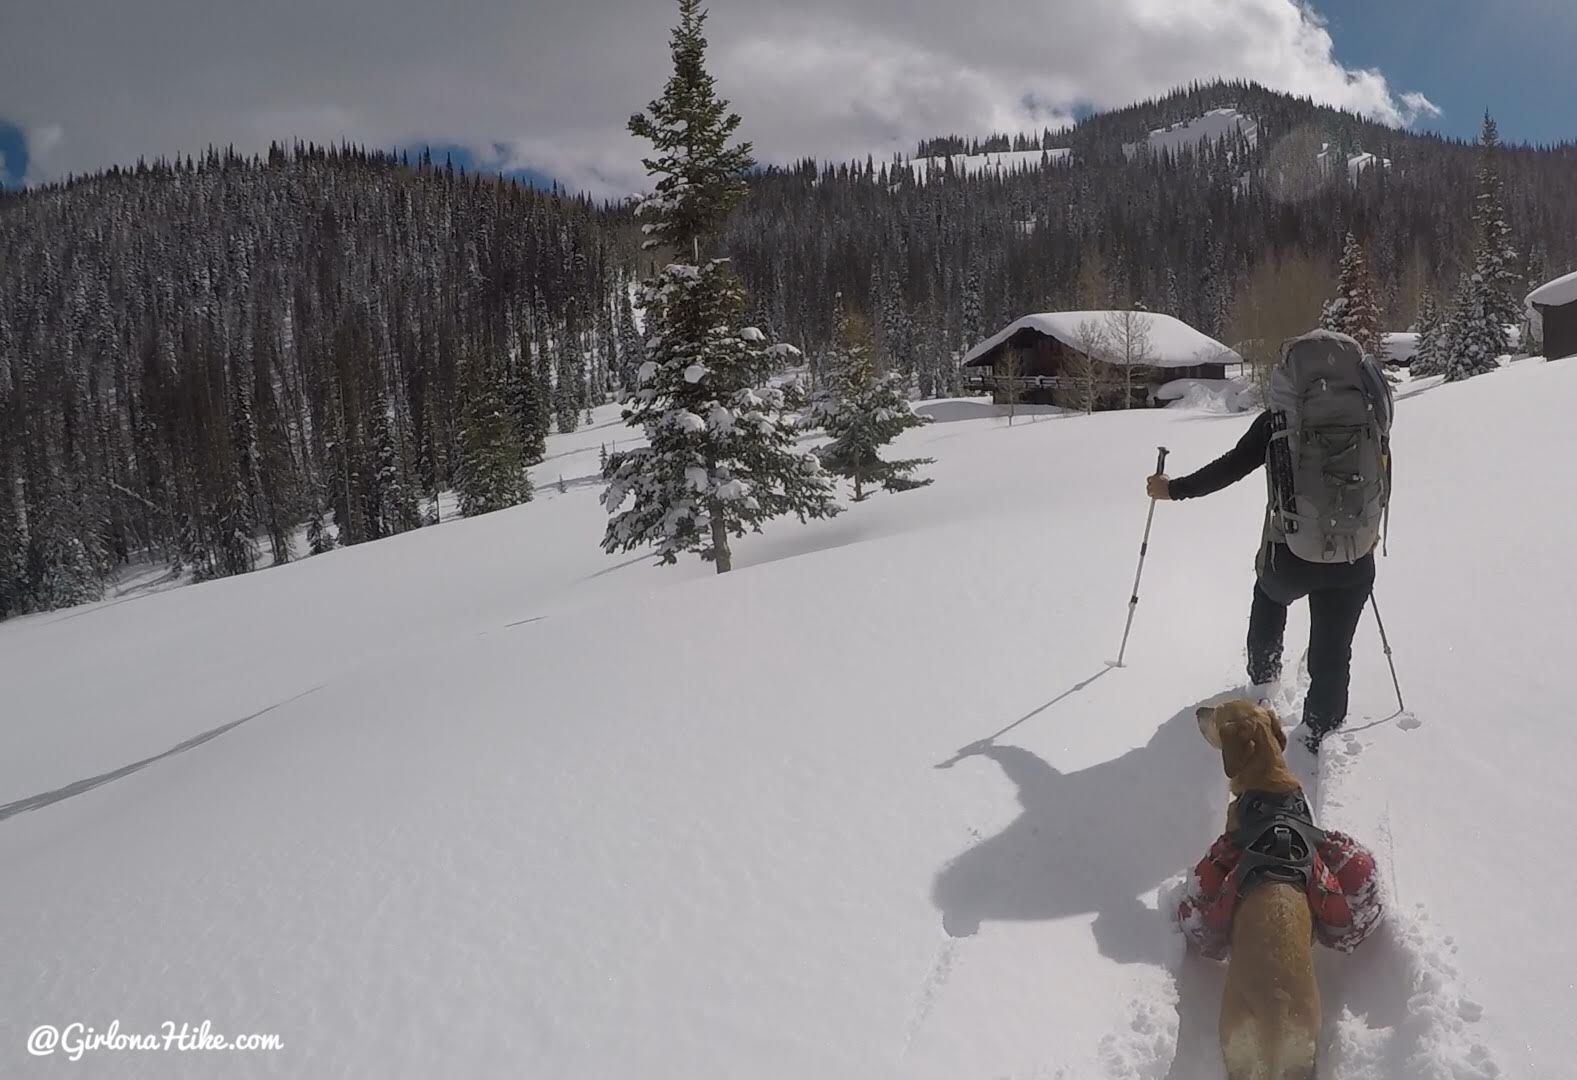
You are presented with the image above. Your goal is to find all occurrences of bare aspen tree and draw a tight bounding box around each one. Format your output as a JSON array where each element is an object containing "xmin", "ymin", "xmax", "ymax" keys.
[
  {"xmin": 1103, "ymin": 310, "xmax": 1154, "ymax": 408},
  {"xmin": 1066, "ymin": 319, "xmax": 1113, "ymax": 415},
  {"xmin": 996, "ymin": 348, "xmax": 1024, "ymax": 426}
]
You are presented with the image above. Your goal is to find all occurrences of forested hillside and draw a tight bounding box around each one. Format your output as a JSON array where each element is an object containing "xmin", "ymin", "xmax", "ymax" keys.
[{"xmin": 4, "ymin": 81, "xmax": 1575, "ymax": 617}]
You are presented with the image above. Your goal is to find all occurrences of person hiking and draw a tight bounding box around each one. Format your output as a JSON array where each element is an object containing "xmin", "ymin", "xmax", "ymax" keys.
[{"xmin": 1144, "ymin": 330, "xmax": 1393, "ymax": 753}]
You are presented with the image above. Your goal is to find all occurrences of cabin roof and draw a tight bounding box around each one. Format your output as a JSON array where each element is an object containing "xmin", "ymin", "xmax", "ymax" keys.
[{"xmin": 961, "ymin": 311, "xmax": 1241, "ymax": 369}]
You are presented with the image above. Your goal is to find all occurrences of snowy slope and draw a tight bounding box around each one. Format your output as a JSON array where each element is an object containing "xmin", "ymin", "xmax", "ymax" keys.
[
  {"xmin": 1318, "ymin": 144, "xmax": 1392, "ymax": 182},
  {"xmin": 4, "ymin": 360, "xmax": 1575, "ymax": 1079},
  {"xmin": 1124, "ymin": 108, "xmax": 1260, "ymax": 158}
]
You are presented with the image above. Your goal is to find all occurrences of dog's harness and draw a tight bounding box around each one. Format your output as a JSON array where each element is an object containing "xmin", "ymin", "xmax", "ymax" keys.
[
  {"xmin": 1228, "ymin": 788, "xmax": 1324, "ymax": 901},
  {"xmin": 1176, "ymin": 787, "xmax": 1386, "ymax": 958}
]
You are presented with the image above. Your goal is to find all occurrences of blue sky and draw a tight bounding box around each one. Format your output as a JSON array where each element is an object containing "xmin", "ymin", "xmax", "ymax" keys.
[
  {"xmin": 2, "ymin": 0, "xmax": 1573, "ymax": 195},
  {"xmin": 1314, "ymin": 0, "xmax": 1576, "ymax": 145},
  {"xmin": 0, "ymin": 122, "xmax": 29, "ymax": 187},
  {"xmin": 393, "ymin": 143, "xmax": 560, "ymax": 193}
]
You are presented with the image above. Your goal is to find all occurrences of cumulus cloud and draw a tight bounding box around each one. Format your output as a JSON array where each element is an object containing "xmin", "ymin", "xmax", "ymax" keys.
[{"xmin": 0, "ymin": 0, "xmax": 1439, "ymax": 197}]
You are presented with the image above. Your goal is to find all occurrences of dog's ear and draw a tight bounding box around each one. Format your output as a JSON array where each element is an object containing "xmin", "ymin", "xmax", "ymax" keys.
[
  {"xmin": 1219, "ymin": 723, "xmax": 1257, "ymax": 779},
  {"xmin": 1196, "ymin": 706, "xmax": 1222, "ymax": 748}
]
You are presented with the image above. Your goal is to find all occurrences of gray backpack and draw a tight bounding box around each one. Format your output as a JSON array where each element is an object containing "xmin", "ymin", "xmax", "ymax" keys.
[{"xmin": 1264, "ymin": 330, "xmax": 1394, "ymax": 564}]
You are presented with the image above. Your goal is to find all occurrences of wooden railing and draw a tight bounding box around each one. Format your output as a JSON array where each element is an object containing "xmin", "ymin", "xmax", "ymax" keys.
[{"xmin": 962, "ymin": 372, "xmax": 1077, "ymax": 392}]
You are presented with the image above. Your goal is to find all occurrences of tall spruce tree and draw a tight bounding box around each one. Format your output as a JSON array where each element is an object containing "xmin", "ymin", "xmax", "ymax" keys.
[
  {"xmin": 1322, "ymin": 232, "xmax": 1383, "ymax": 356},
  {"xmin": 1410, "ymin": 292, "xmax": 1447, "ymax": 377},
  {"xmin": 1472, "ymin": 113, "xmax": 1521, "ymax": 338},
  {"xmin": 604, "ymin": 0, "xmax": 839, "ymax": 573},
  {"xmin": 1445, "ymin": 274, "xmax": 1505, "ymax": 382},
  {"xmin": 456, "ymin": 372, "xmax": 533, "ymax": 517},
  {"xmin": 805, "ymin": 306, "xmax": 933, "ymax": 500},
  {"xmin": 1444, "ymin": 114, "xmax": 1520, "ymax": 382}
]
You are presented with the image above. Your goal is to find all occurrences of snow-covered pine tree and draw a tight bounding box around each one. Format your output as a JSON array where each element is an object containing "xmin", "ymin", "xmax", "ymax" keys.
[
  {"xmin": 605, "ymin": 0, "xmax": 839, "ymax": 573},
  {"xmin": 366, "ymin": 389, "xmax": 420, "ymax": 537},
  {"xmin": 1410, "ymin": 292, "xmax": 1447, "ymax": 377},
  {"xmin": 306, "ymin": 507, "xmax": 338, "ymax": 555},
  {"xmin": 1445, "ymin": 270, "xmax": 1505, "ymax": 382},
  {"xmin": 1321, "ymin": 232, "xmax": 1383, "ymax": 357},
  {"xmin": 1472, "ymin": 113, "xmax": 1521, "ymax": 342},
  {"xmin": 1440, "ymin": 115, "xmax": 1520, "ymax": 383},
  {"xmin": 804, "ymin": 306, "xmax": 933, "ymax": 501},
  {"xmin": 456, "ymin": 371, "xmax": 533, "ymax": 517}
]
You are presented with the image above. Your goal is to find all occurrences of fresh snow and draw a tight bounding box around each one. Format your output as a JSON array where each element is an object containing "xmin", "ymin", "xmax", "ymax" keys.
[
  {"xmin": 1527, "ymin": 269, "xmax": 1577, "ymax": 309},
  {"xmin": 5, "ymin": 362, "xmax": 1577, "ymax": 1078},
  {"xmin": 1317, "ymin": 145, "xmax": 1392, "ymax": 182},
  {"xmin": 962, "ymin": 310, "xmax": 1241, "ymax": 369},
  {"xmin": 1155, "ymin": 376, "xmax": 1259, "ymax": 413},
  {"xmin": 1124, "ymin": 108, "xmax": 1260, "ymax": 159}
]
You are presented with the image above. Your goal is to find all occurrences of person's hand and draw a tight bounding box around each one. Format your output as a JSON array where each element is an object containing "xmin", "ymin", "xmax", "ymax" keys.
[{"xmin": 1146, "ymin": 474, "xmax": 1171, "ymax": 500}]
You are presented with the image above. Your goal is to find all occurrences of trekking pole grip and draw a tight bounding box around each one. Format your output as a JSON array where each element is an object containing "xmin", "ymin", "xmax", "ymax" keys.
[{"xmin": 1155, "ymin": 446, "xmax": 1169, "ymax": 476}]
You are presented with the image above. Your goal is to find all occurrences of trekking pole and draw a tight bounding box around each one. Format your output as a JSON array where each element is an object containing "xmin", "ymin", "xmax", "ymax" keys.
[
  {"xmin": 1369, "ymin": 592, "xmax": 1405, "ymax": 712},
  {"xmin": 1114, "ymin": 446, "xmax": 1168, "ymax": 668}
]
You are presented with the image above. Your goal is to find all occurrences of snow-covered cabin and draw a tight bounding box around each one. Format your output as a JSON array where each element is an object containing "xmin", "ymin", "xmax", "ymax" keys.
[
  {"xmin": 1527, "ymin": 271, "xmax": 1577, "ymax": 362},
  {"xmin": 962, "ymin": 311, "xmax": 1240, "ymax": 408},
  {"xmin": 1383, "ymin": 332, "xmax": 1419, "ymax": 366}
]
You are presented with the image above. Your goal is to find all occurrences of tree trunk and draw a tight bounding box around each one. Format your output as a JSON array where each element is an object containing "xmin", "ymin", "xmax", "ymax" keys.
[{"xmin": 709, "ymin": 497, "xmax": 732, "ymax": 574}]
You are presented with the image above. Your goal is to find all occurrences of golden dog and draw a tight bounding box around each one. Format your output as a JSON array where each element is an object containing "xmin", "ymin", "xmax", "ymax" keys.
[{"xmin": 1196, "ymin": 700, "xmax": 1320, "ymax": 1080}]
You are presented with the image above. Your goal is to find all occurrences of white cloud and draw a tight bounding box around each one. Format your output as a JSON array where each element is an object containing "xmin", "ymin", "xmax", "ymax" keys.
[
  {"xmin": 0, "ymin": 0, "xmax": 1439, "ymax": 198},
  {"xmin": 21, "ymin": 124, "xmax": 65, "ymax": 188},
  {"xmin": 1399, "ymin": 91, "xmax": 1444, "ymax": 123}
]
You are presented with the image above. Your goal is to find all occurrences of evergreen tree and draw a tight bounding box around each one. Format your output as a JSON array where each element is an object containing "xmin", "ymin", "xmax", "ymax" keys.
[
  {"xmin": 1321, "ymin": 232, "xmax": 1383, "ymax": 356},
  {"xmin": 0, "ymin": 497, "xmax": 25, "ymax": 619},
  {"xmin": 627, "ymin": 0, "xmax": 754, "ymax": 258},
  {"xmin": 606, "ymin": 0, "xmax": 839, "ymax": 573},
  {"xmin": 554, "ymin": 316, "xmax": 587, "ymax": 433},
  {"xmin": 616, "ymin": 290, "xmax": 647, "ymax": 393},
  {"xmin": 959, "ymin": 264, "xmax": 985, "ymax": 389},
  {"xmin": 506, "ymin": 342, "xmax": 550, "ymax": 465},
  {"xmin": 1472, "ymin": 113, "xmax": 1521, "ymax": 339},
  {"xmin": 306, "ymin": 506, "xmax": 338, "ymax": 555},
  {"xmin": 1410, "ymin": 292, "xmax": 1447, "ymax": 378},
  {"xmin": 805, "ymin": 307, "xmax": 933, "ymax": 500},
  {"xmin": 366, "ymin": 390, "xmax": 419, "ymax": 537},
  {"xmin": 456, "ymin": 373, "xmax": 533, "ymax": 517},
  {"xmin": 1445, "ymin": 270, "xmax": 1504, "ymax": 382}
]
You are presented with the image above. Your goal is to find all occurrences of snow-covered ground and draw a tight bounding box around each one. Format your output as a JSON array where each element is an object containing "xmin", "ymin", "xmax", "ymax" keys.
[
  {"xmin": 3, "ymin": 359, "xmax": 1573, "ymax": 1079},
  {"xmin": 1124, "ymin": 108, "xmax": 1260, "ymax": 158},
  {"xmin": 1318, "ymin": 145, "xmax": 1392, "ymax": 182}
]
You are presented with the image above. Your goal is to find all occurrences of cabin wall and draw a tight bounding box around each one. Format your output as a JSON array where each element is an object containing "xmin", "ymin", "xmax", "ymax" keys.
[{"xmin": 1542, "ymin": 302, "xmax": 1577, "ymax": 362}]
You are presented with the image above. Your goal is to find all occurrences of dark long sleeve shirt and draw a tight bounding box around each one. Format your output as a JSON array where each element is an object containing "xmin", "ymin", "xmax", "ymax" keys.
[{"xmin": 1168, "ymin": 411, "xmax": 1272, "ymax": 501}]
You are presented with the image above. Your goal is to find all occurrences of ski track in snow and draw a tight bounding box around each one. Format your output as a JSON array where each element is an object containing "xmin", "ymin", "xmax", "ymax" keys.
[
  {"xmin": 1102, "ymin": 669, "xmax": 1500, "ymax": 1079},
  {"xmin": 898, "ymin": 939, "xmax": 960, "ymax": 1062}
]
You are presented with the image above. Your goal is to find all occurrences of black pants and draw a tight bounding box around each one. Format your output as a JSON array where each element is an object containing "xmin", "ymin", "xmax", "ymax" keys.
[{"xmin": 1247, "ymin": 545, "xmax": 1375, "ymax": 738}]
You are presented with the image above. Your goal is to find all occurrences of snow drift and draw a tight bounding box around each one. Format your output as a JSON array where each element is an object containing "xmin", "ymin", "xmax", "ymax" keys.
[{"xmin": 2, "ymin": 360, "xmax": 1573, "ymax": 1078}]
